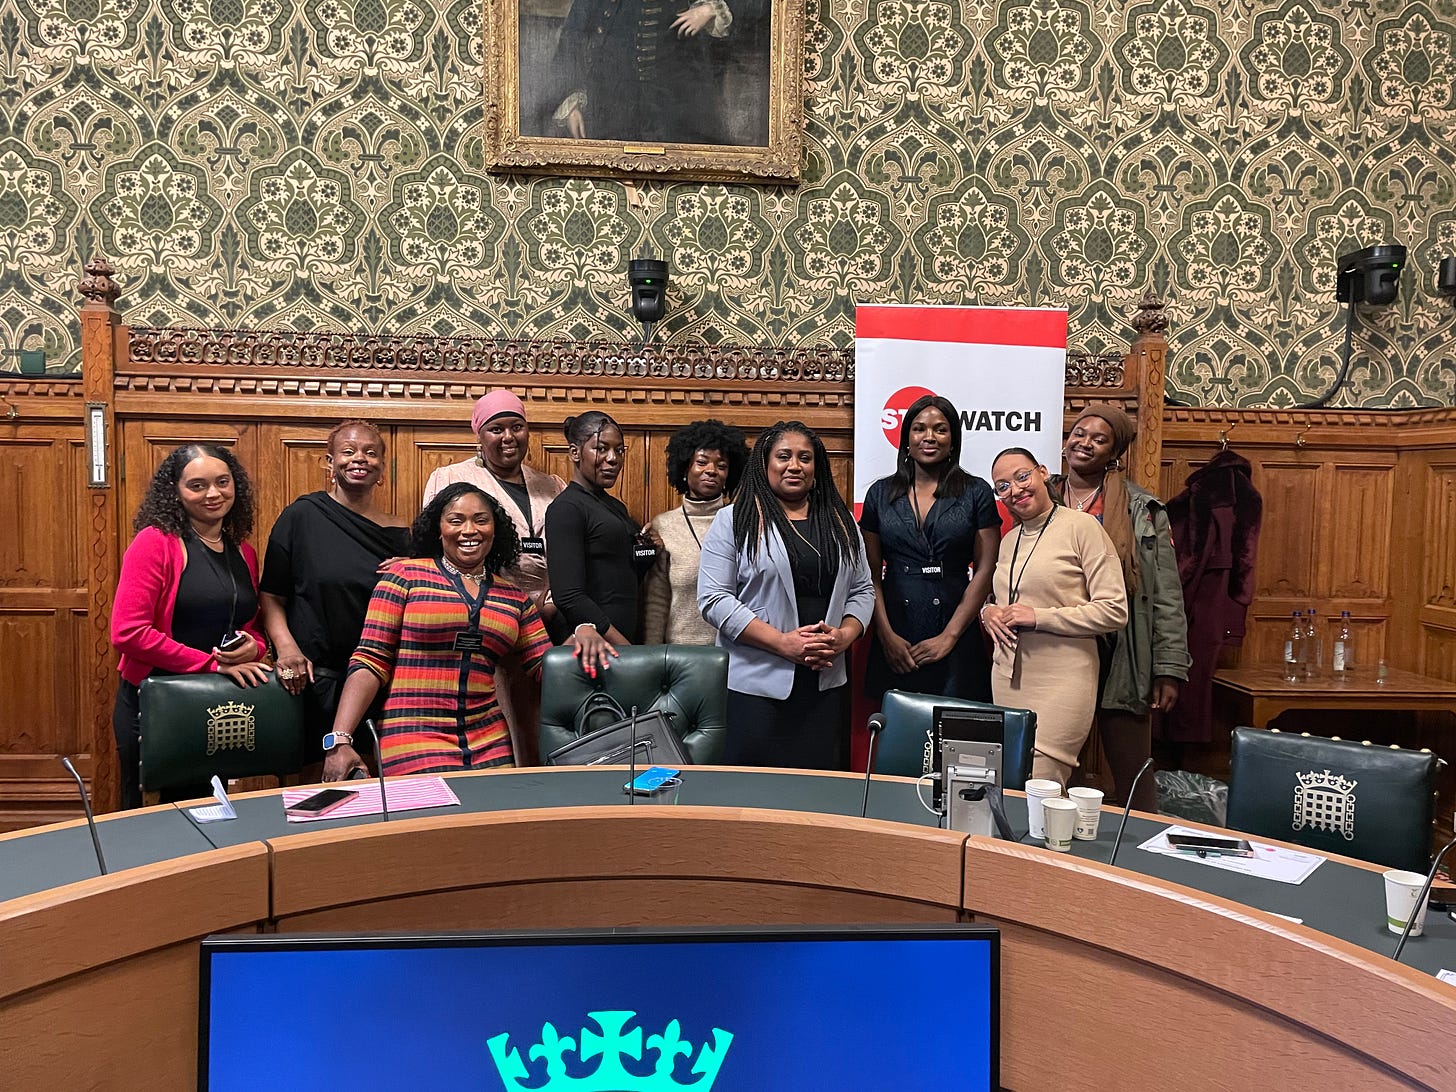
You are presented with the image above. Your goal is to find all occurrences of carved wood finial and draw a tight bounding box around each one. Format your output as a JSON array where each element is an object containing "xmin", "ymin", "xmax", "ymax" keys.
[
  {"xmin": 79, "ymin": 256, "xmax": 121, "ymax": 309},
  {"xmin": 1131, "ymin": 288, "xmax": 1167, "ymax": 336}
]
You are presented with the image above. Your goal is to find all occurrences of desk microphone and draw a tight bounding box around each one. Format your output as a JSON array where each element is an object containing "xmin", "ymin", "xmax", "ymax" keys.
[
  {"xmin": 627, "ymin": 705, "xmax": 639, "ymax": 805},
  {"xmin": 1392, "ymin": 834, "xmax": 1456, "ymax": 962},
  {"xmin": 59, "ymin": 756, "xmax": 108, "ymax": 876},
  {"xmin": 359, "ymin": 719, "xmax": 389, "ymax": 823},
  {"xmin": 1107, "ymin": 757, "xmax": 1156, "ymax": 868},
  {"xmin": 860, "ymin": 713, "xmax": 886, "ymax": 818}
]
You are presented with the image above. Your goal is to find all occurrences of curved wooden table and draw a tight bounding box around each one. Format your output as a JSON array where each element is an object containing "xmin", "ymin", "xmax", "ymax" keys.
[{"xmin": 2, "ymin": 768, "xmax": 1454, "ymax": 1090}]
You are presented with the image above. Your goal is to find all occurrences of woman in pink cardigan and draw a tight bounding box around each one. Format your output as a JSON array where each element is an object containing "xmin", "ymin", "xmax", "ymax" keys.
[{"xmin": 111, "ymin": 443, "xmax": 271, "ymax": 808}]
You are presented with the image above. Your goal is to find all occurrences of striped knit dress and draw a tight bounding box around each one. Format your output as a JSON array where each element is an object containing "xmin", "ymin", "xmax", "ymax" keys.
[{"xmin": 349, "ymin": 559, "xmax": 552, "ymax": 775}]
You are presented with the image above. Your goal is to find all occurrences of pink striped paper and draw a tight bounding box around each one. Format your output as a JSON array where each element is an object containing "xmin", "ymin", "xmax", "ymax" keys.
[{"xmin": 282, "ymin": 776, "xmax": 460, "ymax": 822}]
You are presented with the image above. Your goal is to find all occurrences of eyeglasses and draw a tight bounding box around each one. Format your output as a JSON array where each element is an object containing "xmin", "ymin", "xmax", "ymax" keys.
[{"xmin": 992, "ymin": 468, "xmax": 1037, "ymax": 496}]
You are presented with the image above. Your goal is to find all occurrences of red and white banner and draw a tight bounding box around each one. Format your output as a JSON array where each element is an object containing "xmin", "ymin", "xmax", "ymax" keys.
[{"xmin": 853, "ymin": 304, "xmax": 1068, "ymax": 507}]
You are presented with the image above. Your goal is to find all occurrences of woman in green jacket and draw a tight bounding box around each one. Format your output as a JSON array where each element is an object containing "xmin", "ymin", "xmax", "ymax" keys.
[{"xmin": 1051, "ymin": 404, "xmax": 1190, "ymax": 810}]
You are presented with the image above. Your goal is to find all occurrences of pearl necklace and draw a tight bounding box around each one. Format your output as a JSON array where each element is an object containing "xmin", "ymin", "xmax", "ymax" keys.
[{"xmin": 440, "ymin": 556, "xmax": 486, "ymax": 580}]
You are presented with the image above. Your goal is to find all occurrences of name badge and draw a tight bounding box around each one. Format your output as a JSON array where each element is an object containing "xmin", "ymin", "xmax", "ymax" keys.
[
  {"xmin": 453, "ymin": 630, "xmax": 485, "ymax": 652},
  {"xmin": 920, "ymin": 564, "xmax": 944, "ymax": 578},
  {"xmin": 519, "ymin": 536, "xmax": 545, "ymax": 555},
  {"xmin": 633, "ymin": 544, "xmax": 659, "ymax": 563}
]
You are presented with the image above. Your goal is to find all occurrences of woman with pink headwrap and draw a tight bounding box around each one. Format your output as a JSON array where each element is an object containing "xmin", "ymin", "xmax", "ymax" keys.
[{"xmin": 423, "ymin": 390, "xmax": 566, "ymax": 762}]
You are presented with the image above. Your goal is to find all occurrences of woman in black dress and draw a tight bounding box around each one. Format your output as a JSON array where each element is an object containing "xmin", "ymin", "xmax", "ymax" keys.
[
  {"xmin": 544, "ymin": 411, "xmax": 660, "ymax": 675},
  {"xmin": 860, "ymin": 394, "xmax": 1001, "ymax": 702},
  {"xmin": 258, "ymin": 420, "xmax": 412, "ymax": 746}
]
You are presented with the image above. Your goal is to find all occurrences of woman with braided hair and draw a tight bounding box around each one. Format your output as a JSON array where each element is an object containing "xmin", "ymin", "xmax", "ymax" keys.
[{"xmin": 697, "ymin": 421, "xmax": 875, "ymax": 769}]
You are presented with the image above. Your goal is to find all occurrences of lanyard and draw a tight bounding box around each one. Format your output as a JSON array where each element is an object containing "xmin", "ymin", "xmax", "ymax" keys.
[
  {"xmin": 682, "ymin": 506, "xmax": 702, "ymax": 549},
  {"xmin": 197, "ymin": 534, "xmax": 239, "ymax": 632},
  {"xmin": 1006, "ymin": 508, "xmax": 1054, "ymax": 605}
]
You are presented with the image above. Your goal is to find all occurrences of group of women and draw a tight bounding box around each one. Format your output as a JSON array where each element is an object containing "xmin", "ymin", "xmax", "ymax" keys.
[{"xmin": 110, "ymin": 391, "xmax": 1187, "ymax": 810}]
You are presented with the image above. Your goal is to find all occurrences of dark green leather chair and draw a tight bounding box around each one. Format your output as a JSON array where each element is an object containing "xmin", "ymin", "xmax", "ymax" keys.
[
  {"xmin": 876, "ymin": 689, "xmax": 1037, "ymax": 791},
  {"xmin": 538, "ymin": 645, "xmax": 728, "ymax": 765},
  {"xmin": 138, "ymin": 674, "xmax": 306, "ymax": 799},
  {"xmin": 1227, "ymin": 727, "xmax": 1444, "ymax": 873}
]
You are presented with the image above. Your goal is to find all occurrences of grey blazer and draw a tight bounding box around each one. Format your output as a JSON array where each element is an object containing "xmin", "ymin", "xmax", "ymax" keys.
[{"xmin": 697, "ymin": 504, "xmax": 875, "ymax": 699}]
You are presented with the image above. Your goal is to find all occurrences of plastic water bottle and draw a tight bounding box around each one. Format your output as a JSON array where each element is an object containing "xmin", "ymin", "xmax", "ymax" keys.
[
  {"xmin": 1283, "ymin": 612, "xmax": 1305, "ymax": 682},
  {"xmin": 1332, "ymin": 611, "xmax": 1354, "ymax": 676},
  {"xmin": 1304, "ymin": 609, "xmax": 1322, "ymax": 677}
]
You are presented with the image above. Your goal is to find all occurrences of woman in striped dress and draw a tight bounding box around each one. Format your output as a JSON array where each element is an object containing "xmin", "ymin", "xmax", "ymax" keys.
[{"xmin": 322, "ymin": 482, "xmax": 552, "ymax": 779}]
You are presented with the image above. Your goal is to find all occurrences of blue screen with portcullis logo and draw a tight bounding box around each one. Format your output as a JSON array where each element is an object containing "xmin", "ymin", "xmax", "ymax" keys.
[{"xmin": 200, "ymin": 927, "xmax": 998, "ymax": 1091}]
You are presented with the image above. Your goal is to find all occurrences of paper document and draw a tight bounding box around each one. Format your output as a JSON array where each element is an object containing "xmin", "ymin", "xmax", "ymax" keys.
[
  {"xmin": 188, "ymin": 776, "xmax": 237, "ymax": 823},
  {"xmin": 281, "ymin": 776, "xmax": 460, "ymax": 822},
  {"xmin": 1438, "ymin": 969, "xmax": 1456, "ymax": 988},
  {"xmin": 1138, "ymin": 825, "xmax": 1324, "ymax": 885}
]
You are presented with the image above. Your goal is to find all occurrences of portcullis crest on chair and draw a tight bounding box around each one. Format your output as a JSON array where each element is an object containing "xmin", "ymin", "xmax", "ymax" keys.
[
  {"xmin": 1292, "ymin": 769, "xmax": 1357, "ymax": 841},
  {"xmin": 205, "ymin": 701, "xmax": 257, "ymax": 755}
]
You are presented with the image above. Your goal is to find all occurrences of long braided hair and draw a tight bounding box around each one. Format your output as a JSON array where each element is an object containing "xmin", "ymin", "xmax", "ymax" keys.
[{"xmin": 732, "ymin": 421, "xmax": 861, "ymax": 565}]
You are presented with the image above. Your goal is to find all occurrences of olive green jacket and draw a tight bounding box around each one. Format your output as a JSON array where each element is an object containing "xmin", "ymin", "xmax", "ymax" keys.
[{"xmin": 1051, "ymin": 477, "xmax": 1191, "ymax": 715}]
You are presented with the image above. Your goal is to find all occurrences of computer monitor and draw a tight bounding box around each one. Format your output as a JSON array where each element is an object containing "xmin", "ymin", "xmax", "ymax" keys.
[{"xmin": 199, "ymin": 925, "xmax": 999, "ymax": 1090}]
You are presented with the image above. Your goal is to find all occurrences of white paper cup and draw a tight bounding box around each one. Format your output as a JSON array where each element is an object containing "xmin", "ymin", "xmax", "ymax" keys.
[
  {"xmin": 1041, "ymin": 798, "xmax": 1078, "ymax": 852},
  {"xmin": 1068, "ymin": 787, "xmax": 1104, "ymax": 840},
  {"xmin": 1384, "ymin": 869, "xmax": 1430, "ymax": 937},
  {"xmin": 1024, "ymin": 779, "xmax": 1062, "ymax": 840}
]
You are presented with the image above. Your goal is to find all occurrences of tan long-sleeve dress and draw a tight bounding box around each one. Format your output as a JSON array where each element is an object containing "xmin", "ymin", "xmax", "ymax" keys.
[{"xmin": 991, "ymin": 507, "xmax": 1128, "ymax": 786}]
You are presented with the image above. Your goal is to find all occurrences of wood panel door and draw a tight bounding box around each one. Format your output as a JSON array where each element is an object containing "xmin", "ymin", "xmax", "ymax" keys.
[{"xmin": 0, "ymin": 426, "xmax": 90, "ymax": 829}]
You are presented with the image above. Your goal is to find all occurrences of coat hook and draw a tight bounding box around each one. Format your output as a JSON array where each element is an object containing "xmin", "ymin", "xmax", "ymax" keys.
[
  {"xmin": 1218, "ymin": 423, "xmax": 1236, "ymax": 451},
  {"xmin": 1295, "ymin": 422, "xmax": 1313, "ymax": 448}
]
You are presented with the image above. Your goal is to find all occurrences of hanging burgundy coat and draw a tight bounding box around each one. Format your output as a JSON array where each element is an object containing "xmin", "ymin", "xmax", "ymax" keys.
[{"xmin": 1163, "ymin": 451, "xmax": 1262, "ymax": 743}]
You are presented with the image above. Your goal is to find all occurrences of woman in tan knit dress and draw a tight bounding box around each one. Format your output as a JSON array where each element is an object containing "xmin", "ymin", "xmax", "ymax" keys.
[
  {"xmin": 643, "ymin": 419, "xmax": 750, "ymax": 644},
  {"xmin": 981, "ymin": 448, "xmax": 1128, "ymax": 787}
]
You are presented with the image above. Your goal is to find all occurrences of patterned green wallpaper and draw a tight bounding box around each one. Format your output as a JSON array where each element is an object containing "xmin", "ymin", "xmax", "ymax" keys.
[{"xmin": 6, "ymin": 0, "xmax": 1456, "ymax": 405}]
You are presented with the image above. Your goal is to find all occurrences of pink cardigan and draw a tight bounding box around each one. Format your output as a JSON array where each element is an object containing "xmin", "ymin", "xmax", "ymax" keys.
[{"xmin": 112, "ymin": 526, "xmax": 268, "ymax": 685}]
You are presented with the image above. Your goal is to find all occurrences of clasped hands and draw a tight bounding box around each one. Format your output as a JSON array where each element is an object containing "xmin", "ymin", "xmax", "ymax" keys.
[
  {"xmin": 980, "ymin": 602, "xmax": 1036, "ymax": 652},
  {"xmin": 779, "ymin": 621, "xmax": 848, "ymax": 670},
  {"xmin": 212, "ymin": 633, "xmax": 273, "ymax": 687}
]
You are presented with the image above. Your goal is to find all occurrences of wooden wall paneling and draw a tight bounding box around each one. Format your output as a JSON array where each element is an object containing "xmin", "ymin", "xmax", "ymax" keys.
[
  {"xmin": 1246, "ymin": 459, "xmax": 1322, "ymax": 665},
  {"xmin": 0, "ymin": 427, "xmax": 89, "ymax": 830}
]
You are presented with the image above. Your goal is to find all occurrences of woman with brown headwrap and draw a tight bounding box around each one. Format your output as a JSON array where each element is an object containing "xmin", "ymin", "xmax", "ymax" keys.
[{"xmin": 1051, "ymin": 404, "xmax": 1190, "ymax": 810}]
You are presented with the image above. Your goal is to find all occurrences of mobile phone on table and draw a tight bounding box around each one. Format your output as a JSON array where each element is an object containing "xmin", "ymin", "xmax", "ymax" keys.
[
  {"xmin": 624, "ymin": 766, "xmax": 680, "ymax": 795},
  {"xmin": 1166, "ymin": 833, "xmax": 1255, "ymax": 857},
  {"xmin": 285, "ymin": 788, "xmax": 358, "ymax": 817}
]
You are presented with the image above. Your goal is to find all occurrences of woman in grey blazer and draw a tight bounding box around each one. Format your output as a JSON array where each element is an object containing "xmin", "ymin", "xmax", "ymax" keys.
[{"xmin": 697, "ymin": 421, "xmax": 875, "ymax": 769}]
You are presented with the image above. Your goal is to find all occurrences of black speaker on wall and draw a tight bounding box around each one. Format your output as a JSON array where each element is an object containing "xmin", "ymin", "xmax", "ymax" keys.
[
  {"xmin": 1438, "ymin": 255, "xmax": 1456, "ymax": 299},
  {"xmin": 1334, "ymin": 244, "xmax": 1406, "ymax": 306}
]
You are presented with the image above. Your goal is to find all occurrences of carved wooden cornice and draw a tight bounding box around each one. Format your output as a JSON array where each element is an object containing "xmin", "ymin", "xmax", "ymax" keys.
[
  {"xmin": 115, "ymin": 326, "xmax": 1134, "ymax": 404},
  {"xmin": 0, "ymin": 378, "xmax": 85, "ymax": 398}
]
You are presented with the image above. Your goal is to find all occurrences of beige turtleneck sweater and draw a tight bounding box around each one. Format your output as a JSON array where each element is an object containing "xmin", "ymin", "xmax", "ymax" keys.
[{"xmin": 642, "ymin": 494, "xmax": 726, "ymax": 645}]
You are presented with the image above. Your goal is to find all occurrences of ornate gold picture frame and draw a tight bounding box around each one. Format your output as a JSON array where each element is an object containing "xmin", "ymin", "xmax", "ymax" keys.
[{"xmin": 483, "ymin": 0, "xmax": 805, "ymax": 183}]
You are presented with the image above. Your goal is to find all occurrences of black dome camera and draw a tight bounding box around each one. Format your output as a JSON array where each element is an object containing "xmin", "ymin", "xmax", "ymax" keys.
[
  {"xmin": 629, "ymin": 257, "xmax": 669, "ymax": 340},
  {"xmin": 1335, "ymin": 244, "xmax": 1406, "ymax": 305}
]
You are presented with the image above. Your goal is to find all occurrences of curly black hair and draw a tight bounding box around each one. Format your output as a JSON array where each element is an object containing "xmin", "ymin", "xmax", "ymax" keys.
[
  {"xmin": 132, "ymin": 443, "xmax": 255, "ymax": 541},
  {"xmin": 409, "ymin": 482, "xmax": 522, "ymax": 577},
  {"xmin": 664, "ymin": 418, "xmax": 750, "ymax": 497}
]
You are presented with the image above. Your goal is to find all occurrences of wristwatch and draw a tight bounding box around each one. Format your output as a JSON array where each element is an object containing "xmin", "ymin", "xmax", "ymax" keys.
[{"xmin": 321, "ymin": 731, "xmax": 354, "ymax": 752}]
